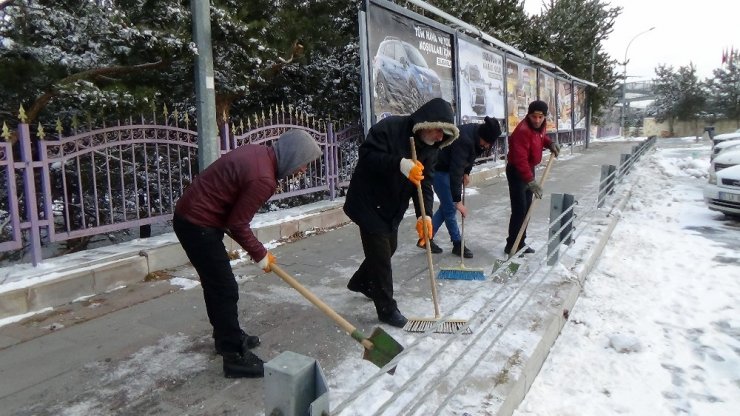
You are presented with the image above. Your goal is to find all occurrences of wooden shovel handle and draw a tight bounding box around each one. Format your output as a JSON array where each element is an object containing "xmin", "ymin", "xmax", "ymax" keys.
[
  {"xmin": 510, "ymin": 154, "xmax": 555, "ymax": 258},
  {"xmin": 270, "ymin": 264, "xmax": 374, "ymax": 349}
]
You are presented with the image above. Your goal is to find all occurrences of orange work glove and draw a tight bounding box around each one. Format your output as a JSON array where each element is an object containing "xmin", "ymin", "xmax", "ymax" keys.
[
  {"xmin": 400, "ymin": 158, "xmax": 424, "ymax": 186},
  {"xmin": 415, "ymin": 216, "xmax": 433, "ymax": 240},
  {"xmin": 257, "ymin": 252, "xmax": 276, "ymax": 272}
]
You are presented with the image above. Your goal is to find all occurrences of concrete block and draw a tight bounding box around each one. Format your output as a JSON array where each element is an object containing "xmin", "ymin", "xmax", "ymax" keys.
[
  {"xmin": 279, "ymin": 221, "xmax": 299, "ymax": 239},
  {"xmin": 298, "ymin": 215, "xmax": 323, "ymax": 233},
  {"xmin": 320, "ymin": 208, "xmax": 349, "ymax": 228},
  {"xmin": 92, "ymin": 256, "xmax": 148, "ymax": 292},
  {"xmin": 0, "ymin": 288, "xmax": 30, "ymax": 319},
  {"xmin": 264, "ymin": 351, "xmax": 329, "ymax": 416},
  {"xmin": 222, "ymin": 234, "xmax": 237, "ymax": 252},
  {"xmin": 27, "ymin": 271, "xmax": 95, "ymax": 312},
  {"xmin": 142, "ymin": 242, "xmax": 189, "ymax": 272},
  {"xmin": 255, "ymin": 223, "xmax": 282, "ymax": 243}
]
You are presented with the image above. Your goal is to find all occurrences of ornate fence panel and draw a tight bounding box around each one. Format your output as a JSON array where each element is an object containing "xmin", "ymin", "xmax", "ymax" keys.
[
  {"xmin": 335, "ymin": 122, "xmax": 364, "ymax": 190},
  {"xmin": 37, "ymin": 121, "xmax": 199, "ymax": 244},
  {"xmin": 226, "ymin": 106, "xmax": 333, "ymax": 203},
  {"xmin": 1, "ymin": 106, "xmax": 363, "ymax": 265}
]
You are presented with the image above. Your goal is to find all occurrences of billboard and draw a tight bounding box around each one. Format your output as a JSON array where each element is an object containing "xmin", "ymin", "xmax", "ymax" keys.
[
  {"xmin": 505, "ymin": 60, "xmax": 537, "ymax": 131},
  {"xmin": 457, "ymin": 37, "xmax": 505, "ymax": 126},
  {"xmin": 556, "ymin": 78, "xmax": 572, "ymax": 130},
  {"xmin": 574, "ymin": 84, "xmax": 587, "ymax": 128},
  {"xmin": 366, "ymin": 4, "xmax": 455, "ymax": 122},
  {"xmin": 538, "ymin": 71, "xmax": 557, "ymax": 132}
]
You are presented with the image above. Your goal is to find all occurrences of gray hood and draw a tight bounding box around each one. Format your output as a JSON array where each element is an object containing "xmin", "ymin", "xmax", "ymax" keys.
[{"xmin": 273, "ymin": 129, "xmax": 322, "ymax": 178}]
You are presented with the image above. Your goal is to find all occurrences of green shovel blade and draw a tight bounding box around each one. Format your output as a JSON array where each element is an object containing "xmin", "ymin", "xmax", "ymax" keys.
[{"xmin": 361, "ymin": 327, "xmax": 404, "ymax": 374}]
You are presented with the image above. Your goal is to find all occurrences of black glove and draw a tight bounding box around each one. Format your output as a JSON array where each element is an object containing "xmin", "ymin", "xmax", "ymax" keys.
[
  {"xmin": 548, "ymin": 142, "xmax": 560, "ymax": 157},
  {"xmin": 527, "ymin": 181, "xmax": 543, "ymax": 199}
]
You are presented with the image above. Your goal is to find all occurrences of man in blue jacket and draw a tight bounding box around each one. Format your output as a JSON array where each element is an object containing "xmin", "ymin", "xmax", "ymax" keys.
[
  {"xmin": 343, "ymin": 98, "xmax": 459, "ymax": 327},
  {"xmin": 426, "ymin": 116, "xmax": 502, "ymax": 258}
]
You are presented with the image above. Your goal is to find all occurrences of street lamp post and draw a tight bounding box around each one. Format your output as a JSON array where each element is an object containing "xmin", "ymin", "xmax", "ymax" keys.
[{"xmin": 621, "ymin": 26, "xmax": 655, "ymax": 136}]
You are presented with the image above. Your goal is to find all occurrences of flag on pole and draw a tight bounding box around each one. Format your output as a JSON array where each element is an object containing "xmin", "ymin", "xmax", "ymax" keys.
[{"xmin": 722, "ymin": 48, "xmax": 727, "ymax": 64}]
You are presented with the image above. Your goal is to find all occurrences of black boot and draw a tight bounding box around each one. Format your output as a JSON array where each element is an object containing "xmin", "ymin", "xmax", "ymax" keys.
[
  {"xmin": 223, "ymin": 350, "xmax": 265, "ymax": 378},
  {"xmin": 347, "ymin": 282, "xmax": 373, "ymax": 299},
  {"xmin": 214, "ymin": 329, "xmax": 261, "ymax": 355},
  {"xmin": 377, "ymin": 305, "xmax": 408, "ymax": 328},
  {"xmin": 417, "ymin": 238, "xmax": 443, "ymax": 254},
  {"xmin": 452, "ymin": 241, "xmax": 473, "ymax": 258}
]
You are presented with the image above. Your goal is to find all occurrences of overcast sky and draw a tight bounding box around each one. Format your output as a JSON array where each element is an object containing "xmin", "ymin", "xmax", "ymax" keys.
[{"xmin": 524, "ymin": 0, "xmax": 736, "ymax": 80}]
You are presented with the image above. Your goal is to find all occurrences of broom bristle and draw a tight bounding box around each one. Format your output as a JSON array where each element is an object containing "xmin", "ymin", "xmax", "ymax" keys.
[
  {"xmin": 403, "ymin": 318, "xmax": 472, "ymax": 334},
  {"xmin": 437, "ymin": 267, "xmax": 485, "ymax": 281}
]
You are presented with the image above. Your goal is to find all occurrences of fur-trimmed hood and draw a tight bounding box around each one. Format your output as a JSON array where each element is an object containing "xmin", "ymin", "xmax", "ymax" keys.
[{"xmin": 409, "ymin": 98, "xmax": 459, "ymax": 149}]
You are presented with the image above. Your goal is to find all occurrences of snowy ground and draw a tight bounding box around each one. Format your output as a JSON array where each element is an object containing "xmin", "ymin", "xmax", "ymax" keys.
[
  {"xmin": 2, "ymin": 137, "xmax": 738, "ymax": 416},
  {"xmin": 514, "ymin": 138, "xmax": 740, "ymax": 416}
]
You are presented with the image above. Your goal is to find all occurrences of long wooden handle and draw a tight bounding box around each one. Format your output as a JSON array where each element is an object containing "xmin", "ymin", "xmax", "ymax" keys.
[
  {"xmin": 270, "ymin": 264, "xmax": 373, "ymax": 349},
  {"xmin": 510, "ymin": 154, "xmax": 555, "ymax": 258},
  {"xmin": 410, "ymin": 137, "xmax": 441, "ymax": 318},
  {"xmin": 460, "ymin": 184, "xmax": 466, "ymax": 267}
]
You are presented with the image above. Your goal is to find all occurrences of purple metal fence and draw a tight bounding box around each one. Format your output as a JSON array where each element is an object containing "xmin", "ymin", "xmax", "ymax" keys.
[{"xmin": 1, "ymin": 106, "xmax": 362, "ymax": 266}]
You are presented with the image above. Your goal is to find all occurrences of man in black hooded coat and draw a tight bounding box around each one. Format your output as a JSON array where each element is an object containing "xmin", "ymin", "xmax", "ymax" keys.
[{"xmin": 343, "ymin": 98, "xmax": 459, "ymax": 327}]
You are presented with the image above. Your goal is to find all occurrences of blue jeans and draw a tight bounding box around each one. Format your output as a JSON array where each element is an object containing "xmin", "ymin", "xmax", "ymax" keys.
[{"xmin": 432, "ymin": 171, "xmax": 461, "ymax": 242}]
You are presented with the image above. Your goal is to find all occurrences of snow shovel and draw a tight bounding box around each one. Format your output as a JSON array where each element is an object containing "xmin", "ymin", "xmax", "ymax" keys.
[
  {"xmin": 403, "ymin": 137, "xmax": 470, "ymax": 334},
  {"xmin": 270, "ymin": 264, "xmax": 404, "ymax": 373},
  {"xmin": 437, "ymin": 184, "xmax": 485, "ymax": 281},
  {"xmin": 492, "ymin": 154, "xmax": 556, "ymax": 279}
]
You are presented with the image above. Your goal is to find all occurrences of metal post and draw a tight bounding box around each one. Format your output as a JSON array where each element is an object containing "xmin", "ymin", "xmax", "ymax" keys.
[
  {"xmin": 560, "ymin": 194, "xmax": 575, "ymax": 246},
  {"xmin": 548, "ymin": 194, "xmax": 564, "ymax": 266},
  {"xmin": 18, "ymin": 123, "xmax": 42, "ymax": 265},
  {"xmin": 621, "ymin": 27, "xmax": 655, "ymax": 137},
  {"xmin": 191, "ymin": 0, "xmax": 219, "ymax": 170}
]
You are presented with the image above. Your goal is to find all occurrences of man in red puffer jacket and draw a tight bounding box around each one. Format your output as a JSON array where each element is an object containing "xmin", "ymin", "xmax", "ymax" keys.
[{"xmin": 504, "ymin": 100, "xmax": 560, "ymax": 255}]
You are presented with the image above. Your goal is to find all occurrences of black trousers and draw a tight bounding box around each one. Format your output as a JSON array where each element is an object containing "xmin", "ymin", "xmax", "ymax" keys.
[
  {"xmin": 347, "ymin": 228, "xmax": 398, "ymax": 314},
  {"xmin": 506, "ymin": 164, "xmax": 534, "ymax": 249},
  {"xmin": 173, "ymin": 214, "xmax": 243, "ymax": 353}
]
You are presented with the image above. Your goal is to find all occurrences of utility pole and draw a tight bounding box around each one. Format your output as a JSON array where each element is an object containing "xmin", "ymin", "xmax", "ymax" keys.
[
  {"xmin": 191, "ymin": 0, "xmax": 219, "ymax": 171},
  {"xmin": 621, "ymin": 26, "xmax": 655, "ymax": 137}
]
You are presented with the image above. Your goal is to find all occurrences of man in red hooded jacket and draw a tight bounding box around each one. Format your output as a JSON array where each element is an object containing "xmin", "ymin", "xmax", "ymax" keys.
[
  {"xmin": 504, "ymin": 100, "xmax": 560, "ymax": 255},
  {"xmin": 173, "ymin": 129, "xmax": 322, "ymax": 379}
]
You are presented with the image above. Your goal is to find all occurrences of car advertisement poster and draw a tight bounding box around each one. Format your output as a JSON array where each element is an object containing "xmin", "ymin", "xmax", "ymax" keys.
[
  {"xmin": 367, "ymin": 5, "xmax": 455, "ymax": 122},
  {"xmin": 574, "ymin": 84, "xmax": 587, "ymax": 128},
  {"xmin": 556, "ymin": 78, "xmax": 572, "ymax": 130},
  {"xmin": 456, "ymin": 37, "xmax": 505, "ymax": 127},
  {"xmin": 538, "ymin": 71, "xmax": 557, "ymax": 132},
  {"xmin": 505, "ymin": 60, "xmax": 537, "ymax": 132}
]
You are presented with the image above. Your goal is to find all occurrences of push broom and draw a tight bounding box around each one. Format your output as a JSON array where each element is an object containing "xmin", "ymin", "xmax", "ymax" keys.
[
  {"xmin": 403, "ymin": 137, "xmax": 469, "ymax": 334},
  {"xmin": 492, "ymin": 153, "xmax": 556, "ymax": 279},
  {"xmin": 437, "ymin": 184, "xmax": 485, "ymax": 280}
]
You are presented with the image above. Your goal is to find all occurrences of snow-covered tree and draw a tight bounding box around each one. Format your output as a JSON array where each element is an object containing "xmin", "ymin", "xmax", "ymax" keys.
[
  {"xmin": 530, "ymin": 0, "xmax": 622, "ymax": 124},
  {"xmin": 705, "ymin": 59, "xmax": 740, "ymax": 126}
]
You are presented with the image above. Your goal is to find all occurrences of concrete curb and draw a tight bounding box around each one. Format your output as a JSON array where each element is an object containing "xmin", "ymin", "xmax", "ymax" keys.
[
  {"xmin": 496, "ymin": 185, "xmax": 634, "ymax": 416},
  {"xmin": 0, "ymin": 205, "xmax": 351, "ymax": 320}
]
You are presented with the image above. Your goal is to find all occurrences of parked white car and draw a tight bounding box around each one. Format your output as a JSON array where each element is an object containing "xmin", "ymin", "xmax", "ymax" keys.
[
  {"xmin": 705, "ymin": 148, "xmax": 740, "ymax": 217},
  {"xmin": 712, "ymin": 128, "xmax": 740, "ymax": 146},
  {"xmin": 711, "ymin": 147, "xmax": 740, "ymax": 172},
  {"xmin": 711, "ymin": 137, "xmax": 740, "ymax": 161}
]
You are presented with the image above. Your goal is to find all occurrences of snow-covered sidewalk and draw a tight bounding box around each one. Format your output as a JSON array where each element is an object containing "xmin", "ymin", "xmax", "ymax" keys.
[{"xmin": 515, "ymin": 139, "xmax": 740, "ymax": 416}]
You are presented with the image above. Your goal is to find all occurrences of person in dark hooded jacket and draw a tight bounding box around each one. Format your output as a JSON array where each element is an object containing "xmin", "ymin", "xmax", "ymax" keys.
[
  {"xmin": 504, "ymin": 100, "xmax": 559, "ymax": 255},
  {"xmin": 173, "ymin": 129, "xmax": 322, "ymax": 379},
  {"xmin": 426, "ymin": 116, "xmax": 501, "ymax": 258},
  {"xmin": 344, "ymin": 98, "xmax": 459, "ymax": 327}
]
